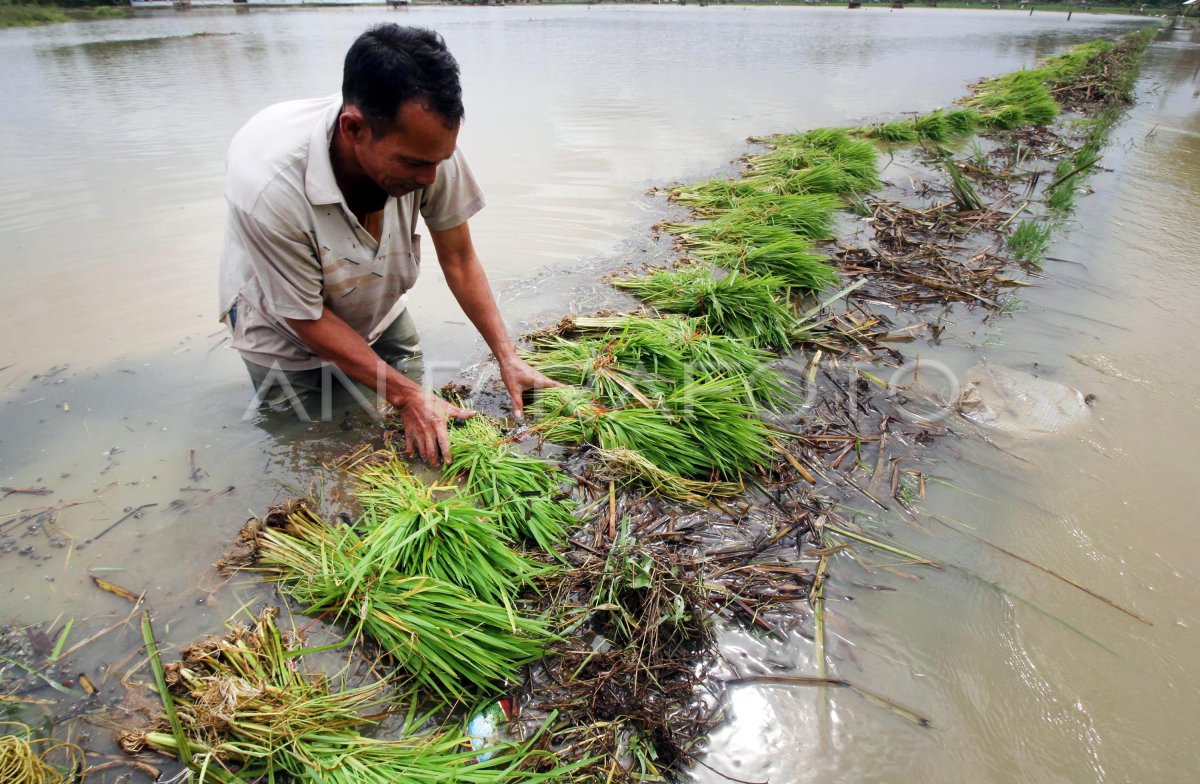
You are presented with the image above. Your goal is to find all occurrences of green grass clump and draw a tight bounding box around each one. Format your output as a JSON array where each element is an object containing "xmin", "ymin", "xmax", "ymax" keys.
[
  {"xmin": 533, "ymin": 382, "xmax": 774, "ymax": 478},
  {"xmin": 1007, "ymin": 220, "xmax": 1053, "ymax": 265},
  {"xmin": 861, "ymin": 120, "xmax": 919, "ymax": 143},
  {"xmin": 253, "ymin": 504, "xmax": 554, "ymax": 703},
  {"xmin": 444, "ymin": 417, "xmax": 578, "ymax": 554},
  {"xmin": 1046, "ymin": 181, "xmax": 1078, "ymax": 212},
  {"xmin": 355, "ymin": 459, "xmax": 546, "ymax": 606},
  {"xmin": 613, "ymin": 267, "xmax": 801, "ymax": 350},
  {"xmin": 526, "ymin": 314, "xmax": 794, "ymax": 409}
]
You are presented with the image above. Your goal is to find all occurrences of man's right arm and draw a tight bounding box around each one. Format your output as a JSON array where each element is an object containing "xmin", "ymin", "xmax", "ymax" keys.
[
  {"xmin": 284, "ymin": 309, "xmax": 474, "ymax": 465},
  {"xmin": 229, "ymin": 205, "xmax": 471, "ymax": 465}
]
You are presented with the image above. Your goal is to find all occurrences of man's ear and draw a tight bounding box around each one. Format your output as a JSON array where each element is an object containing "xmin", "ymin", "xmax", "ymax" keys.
[{"xmin": 338, "ymin": 105, "xmax": 370, "ymax": 144}]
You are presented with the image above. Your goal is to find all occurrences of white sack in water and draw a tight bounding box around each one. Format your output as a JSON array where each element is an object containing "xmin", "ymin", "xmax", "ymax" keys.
[{"xmin": 957, "ymin": 363, "xmax": 1090, "ymax": 437}]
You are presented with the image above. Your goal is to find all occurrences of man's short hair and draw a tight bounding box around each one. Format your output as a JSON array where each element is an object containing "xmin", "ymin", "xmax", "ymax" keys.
[{"xmin": 342, "ymin": 25, "xmax": 464, "ymax": 133}]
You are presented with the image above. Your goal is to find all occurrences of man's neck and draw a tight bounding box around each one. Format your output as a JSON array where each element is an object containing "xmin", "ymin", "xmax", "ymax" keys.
[{"xmin": 330, "ymin": 127, "xmax": 387, "ymax": 221}]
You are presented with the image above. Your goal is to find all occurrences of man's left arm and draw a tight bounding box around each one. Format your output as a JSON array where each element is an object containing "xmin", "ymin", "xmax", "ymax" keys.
[{"xmin": 431, "ymin": 221, "xmax": 561, "ymax": 417}]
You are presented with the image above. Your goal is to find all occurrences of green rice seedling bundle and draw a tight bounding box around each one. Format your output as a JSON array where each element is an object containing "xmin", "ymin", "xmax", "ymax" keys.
[
  {"xmin": 980, "ymin": 105, "xmax": 1026, "ymax": 130},
  {"xmin": 533, "ymin": 380, "xmax": 773, "ymax": 478},
  {"xmin": 250, "ymin": 503, "xmax": 553, "ymax": 701},
  {"xmin": 525, "ymin": 333, "xmax": 675, "ymax": 406},
  {"xmin": 711, "ymin": 192, "xmax": 842, "ymax": 240},
  {"xmin": 665, "ymin": 191, "xmax": 842, "ymax": 243},
  {"xmin": 354, "ymin": 459, "xmax": 545, "ymax": 605},
  {"xmin": 859, "ymin": 120, "xmax": 918, "ymax": 143},
  {"xmin": 777, "ymin": 158, "xmax": 879, "ymax": 196},
  {"xmin": 528, "ymin": 314, "xmax": 794, "ymax": 409},
  {"xmin": 612, "ymin": 266, "xmax": 800, "ymax": 350},
  {"xmin": 1038, "ymin": 39, "xmax": 1114, "ymax": 85},
  {"xmin": 669, "ymin": 178, "xmax": 763, "ymax": 213},
  {"xmin": 914, "ymin": 111, "xmax": 951, "ymax": 143},
  {"xmin": 676, "ymin": 229, "xmax": 837, "ymax": 294},
  {"xmin": 747, "ymin": 134, "xmax": 879, "ymax": 192},
  {"xmin": 592, "ymin": 447, "xmax": 743, "ymax": 504},
  {"xmin": 1007, "ymin": 220, "xmax": 1053, "ymax": 264},
  {"xmin": 443, "ymin": 416, "xmax": 578, "ymax": 553},
  {"xmin": 129, "ymin": 609, "xmax": 581, "ymax": 783},
  {"xmin": 572, "ymin": 314, "xmax": 791, "ymax": 404},
  {"xmin": 944, "ymin": 108, "xmax": 981, "ymax": 138},
  {"xmin": 967, "ymin": 70, "xmax": 1059, "ymax": 128}
]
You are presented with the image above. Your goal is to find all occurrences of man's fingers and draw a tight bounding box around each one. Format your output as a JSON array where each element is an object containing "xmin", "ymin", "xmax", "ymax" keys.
[
  {"xmin": 450, "ymin": 406, "xmax": 476, "ymax": 421},
  {"xmin": 437, "ymin": 426, "xmax": 451, "ymax": 467},
  {"xmin": 502, "ymin": 379, "xmax": 526, "ymax": 418},
  {"xmin": 422, "ymin": 430, "xmax": 437, "ymax": 467}
]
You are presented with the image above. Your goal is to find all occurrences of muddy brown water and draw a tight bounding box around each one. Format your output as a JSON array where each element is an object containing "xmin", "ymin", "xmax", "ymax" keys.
[{"xmin": 1, "ymin": 7, "xmax": 1194, "ymax": 782}]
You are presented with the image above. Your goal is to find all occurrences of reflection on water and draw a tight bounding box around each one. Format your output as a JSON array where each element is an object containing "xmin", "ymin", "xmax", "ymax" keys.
[{"xmin": 1, "ymin": 8, "xmax": 1193, "ymax": 783}]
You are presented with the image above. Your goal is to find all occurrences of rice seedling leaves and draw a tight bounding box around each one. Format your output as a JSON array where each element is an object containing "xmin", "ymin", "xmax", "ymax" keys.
[
  {"xmin": 533, "ymin": 379, "xmax": 774, "ymax": 478},
  {"xmin": 250, "ymin": 503, "xmax": 556, "ymax": 702},
  {"xmin": 443, "ymin": 416, "xmax": 579, "ymax": 553},
  {"xmin": 613, "ymin": 267, "xmax": 803, "ymax": 350},
  {"xmin": 354, "ymin": 458, "xmax": 547, "ymax": 606}
]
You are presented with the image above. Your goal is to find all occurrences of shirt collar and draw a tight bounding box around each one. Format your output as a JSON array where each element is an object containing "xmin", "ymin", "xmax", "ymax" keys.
[{"xmin": 304, "ymin": 94, "xmax": 346, "ymax": 207}]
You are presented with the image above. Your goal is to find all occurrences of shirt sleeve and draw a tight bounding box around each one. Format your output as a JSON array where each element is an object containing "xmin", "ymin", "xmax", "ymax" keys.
[
  {"xmin": 420, "ymin": 147, "xmax": 487, "ymax": 232},
  {"xmin": 228, "ymin": 204, "xmax": 325, "ymax": 321}
]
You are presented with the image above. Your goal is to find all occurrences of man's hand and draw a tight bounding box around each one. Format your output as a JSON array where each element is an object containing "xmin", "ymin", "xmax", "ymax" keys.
[
  {"xmin": 498, "ymin": 357, "xmax": 564, "ymax": 419},
  {"xmin": 393, "ymin": 387, "xmax": 476, "ymax": 466}
]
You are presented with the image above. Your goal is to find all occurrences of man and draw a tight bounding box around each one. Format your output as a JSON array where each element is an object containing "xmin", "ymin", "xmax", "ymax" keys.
[{"xmin": 218, "ymin": 24, "xmax": 558, "ymax": 465}]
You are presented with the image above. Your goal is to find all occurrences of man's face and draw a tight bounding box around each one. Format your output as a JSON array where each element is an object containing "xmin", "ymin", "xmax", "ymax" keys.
[{"xmin": 354, "ymin": 101, "xmax": 459, "ymax": 198}]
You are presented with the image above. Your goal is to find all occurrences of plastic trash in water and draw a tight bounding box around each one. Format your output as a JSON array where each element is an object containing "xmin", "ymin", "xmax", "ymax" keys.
[{"xmin": 468, "ymin": 697, "xmax": 518, "ymax": 762}]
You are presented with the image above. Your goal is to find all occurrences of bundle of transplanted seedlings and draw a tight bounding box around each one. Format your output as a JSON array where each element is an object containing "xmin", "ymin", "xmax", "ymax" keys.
[
  {"xmin": 744, "ymin": 127, "xmax": 881, "ymax": 186},
  {"xmin": 524, "ymin": 313, "xmax": 795, "ymax": 410},
  {"xmin": 532, "ymin": 379, "xmax": 773, "ymax": 479},
  {"xmin": 354, "ymin": 457, "xmax": 547, "ymax": 606},
  {"xmin": 442, "ymin": 415, "xmax": 579, "ymax": 553},
  {"xmin": 966, "ymin": 40, "xmax": 1116, "ymax": 129},
  {"xmin": 965, "ymin": 69, "xmax": 1060, "ymax": 129},
  {"xmin": 664, "ymin": 191, "xmax": 841, "ymax": 243},
  {"xmin": 235, "ymin": 500, "xmax": 554, "ymax": 703},
  {"xmin": 670, "ymin": 226, "xmax": 837, "ymax": 293},
  {"xmin": 613, "ymin": 266, "xmax": 802, "ymax": 350},
  {"xmin": 123, "ymin": 608, "xmax": 583, "ymax": 784},
  {"xmin": 855, "ymin": 108, "xmax": 981, "ymax": 144},
  {"xmin": 657, "ymin": 197, "xmax": 841, "ymax": 297}
]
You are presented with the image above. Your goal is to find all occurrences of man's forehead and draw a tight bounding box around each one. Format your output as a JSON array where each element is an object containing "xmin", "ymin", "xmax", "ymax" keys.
[{"xmin": 387, "ymin": 102, "xmax": 459, "ymax": 160}]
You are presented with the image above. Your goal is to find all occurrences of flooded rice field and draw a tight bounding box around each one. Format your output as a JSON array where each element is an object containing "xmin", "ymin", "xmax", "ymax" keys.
[{"xmin": 1, "ymin": 6, "xmax": 1196, "ymax": 782}]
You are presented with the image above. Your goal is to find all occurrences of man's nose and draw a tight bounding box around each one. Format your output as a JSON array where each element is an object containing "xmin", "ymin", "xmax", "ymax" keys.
[{"xmin": 415, "ymin": 165, "xmax": 437, "ymax": 187}]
